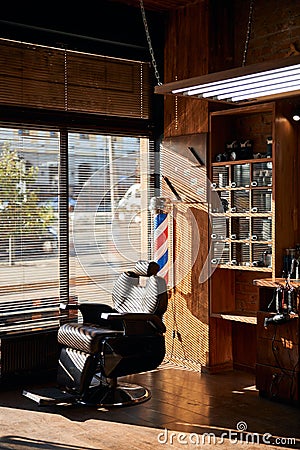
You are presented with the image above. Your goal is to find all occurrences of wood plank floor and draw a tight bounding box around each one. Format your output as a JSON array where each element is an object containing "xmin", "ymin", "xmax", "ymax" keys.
[{"xmin": 0, "ymin": 362, "xmax": 299, "ymax": 449}]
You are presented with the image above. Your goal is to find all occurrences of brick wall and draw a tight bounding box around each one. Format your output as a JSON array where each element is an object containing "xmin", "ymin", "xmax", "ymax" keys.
[{"xmin": 234, "ymin": 0, "xmax": 300, "ymax": 66}]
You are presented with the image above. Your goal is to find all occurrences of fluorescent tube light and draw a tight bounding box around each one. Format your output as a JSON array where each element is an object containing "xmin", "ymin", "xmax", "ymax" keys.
[{"xmin": 154, "ymin": 55, "xmax": 300, "ymax": 104}]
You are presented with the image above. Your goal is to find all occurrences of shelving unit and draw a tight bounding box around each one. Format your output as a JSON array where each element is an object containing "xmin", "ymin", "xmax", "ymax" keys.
[
  {"xmin": 211, "ymin": 158, "xmax": 273, "ymax": 270},
  {"xmin": 207, "ymin": 100, "xmax": 300, "ymax": 373}
]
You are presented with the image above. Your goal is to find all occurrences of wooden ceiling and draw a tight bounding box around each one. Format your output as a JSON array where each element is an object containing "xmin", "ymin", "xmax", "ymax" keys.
[{"xmin": 107, "ymin": 0, "xmax": 201, "ymax": 11}]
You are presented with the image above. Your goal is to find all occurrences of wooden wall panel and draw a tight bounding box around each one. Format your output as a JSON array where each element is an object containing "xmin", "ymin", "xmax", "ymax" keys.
[
  {"xmin": 161, "ymin": 1, "xmax": 235, "ymax": 370},
  {"xmin": 163, "ymin": 1, "xmax": 209, "ymax": 137},
  {"xmin": 164, "ymin": 2, "xmax": 209, "ymax": 83},
  {"xmin": 163, "ymin": 95, "xmax": 208, "ymax": 137},
  {"xmin": 235, "ymin": 271, "xmax": 269, "ymax": 313},
  {"xmin": 232, "ymin": 322, "xmax": 256, "ymax": 372},
  {"xmin": 207, "ymin": 317, "xmax": 233, "ymax": 372},
  {"xmin": 161, "ymin": 134, "xmax": 210, "ymax": 369},
  {"xmin": 163, "ymin": 203, "xmax": 210, "ymax": 371},
  {"xmin": 208, "ymin": 0, "xmax": 235, "ymax": 73}
]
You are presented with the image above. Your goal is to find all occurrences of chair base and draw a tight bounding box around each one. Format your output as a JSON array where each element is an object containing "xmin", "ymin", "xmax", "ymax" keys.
[
  {"xmin": 83, "ymin": 381, "xmax": 151, "ymax": 407},
  {"xmin": 22, "ymin": 382, "xmax": 151, "ymax": 408}
]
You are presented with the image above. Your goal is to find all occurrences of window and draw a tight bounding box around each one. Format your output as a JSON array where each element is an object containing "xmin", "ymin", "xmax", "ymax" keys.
[
  {"xmin": 0, "ymin": 39, "xmax": 155, "ymax": 333},
  {"xmin": 0, "ymin": 126, "xmax": 60, "ymax": 332},
  {"xmin": 0, "ymin": 126, "xmax": 154, "ymax": 329},
  {"xmin": 69, "ymin": 133, "xmax": 154, "ymax": 306}
]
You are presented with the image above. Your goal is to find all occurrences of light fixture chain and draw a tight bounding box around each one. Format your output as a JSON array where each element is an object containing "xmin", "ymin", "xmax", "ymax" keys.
[
  {"xmin": 140, "ymin": 0, "xmax": 162, "ymax": 85},
  {"xmin": 242, "ymin": 0, "xmax": 255, "ymax": 67},
  {"xmin": 64, "ymin": 49, "xmax": 68, "ymax": 111}
]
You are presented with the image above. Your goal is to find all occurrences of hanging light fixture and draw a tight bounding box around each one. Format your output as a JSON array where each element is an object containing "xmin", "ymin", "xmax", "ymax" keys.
[{"xmin": 155, "ymin": 54, "xmax": 300, "ymax": 104}]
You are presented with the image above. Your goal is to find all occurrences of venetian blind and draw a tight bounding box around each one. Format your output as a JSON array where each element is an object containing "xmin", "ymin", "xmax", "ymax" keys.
[{"xmin": 0, "ymin": 126, "xmax": 60, "ymax": 333}]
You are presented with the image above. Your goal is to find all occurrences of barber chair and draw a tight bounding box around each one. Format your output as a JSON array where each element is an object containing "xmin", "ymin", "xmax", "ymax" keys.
[{"xmin": 23, "ymin": 260, "xmax": 168, "ymax": 407}]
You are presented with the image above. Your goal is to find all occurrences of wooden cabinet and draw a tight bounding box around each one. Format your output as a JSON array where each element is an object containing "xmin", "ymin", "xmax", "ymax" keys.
[
  {"xmin": 211, "ymin": 158, "xmax": 273, "ymax": 268},
  {"xmin": 207, "ymin": 99, "xmax": 300, "ymax": 373}
]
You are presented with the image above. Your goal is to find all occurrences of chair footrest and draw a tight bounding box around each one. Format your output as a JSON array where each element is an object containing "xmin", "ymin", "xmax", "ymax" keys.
[{"xmin": 22, "ymin": 387, "xmax": 76, "ymax": 405}]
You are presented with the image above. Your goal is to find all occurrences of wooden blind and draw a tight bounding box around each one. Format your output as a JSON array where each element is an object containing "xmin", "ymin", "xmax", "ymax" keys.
[{"xmin": 0, "ymin": 39, "xmax": 152, "ymax": 119}]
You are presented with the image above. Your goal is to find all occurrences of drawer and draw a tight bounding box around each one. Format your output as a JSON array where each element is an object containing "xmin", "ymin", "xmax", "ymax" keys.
[{"xmin": 256, "ymin": 363, "xmax": 299, "ymax": 404}]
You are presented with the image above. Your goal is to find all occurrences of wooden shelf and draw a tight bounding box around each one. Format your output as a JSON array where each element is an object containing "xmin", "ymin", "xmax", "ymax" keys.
[
  {"xmin": 211, "ymin": 212, "xmax": 272, "ymax": 217},
  {"xmin": 208, "ymin": 99, "xmax": 300, "ymax": 374},
  {"xmin": 253, "ymin": 277, "xmax": 300, "ymax": 288},
  {"xmin": 211, "ymin": 311, "xmax": 257, "ymax": 324},
  {"xmin": 212, "ymin": 186, "xmax": 272, "ymax": 191},
  {"xmin": 212, "ymin": 157, "xmax": 272, "ymax": 167},
  {"xmin": 216, "ymin": 264, "xmax": 272, "ymax": 272},
  {"xmin": 211, "ymin": 239, "xmax": 272, "ymax": 244}
]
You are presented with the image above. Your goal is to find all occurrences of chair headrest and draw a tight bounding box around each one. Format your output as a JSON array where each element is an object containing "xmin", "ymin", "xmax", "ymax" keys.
[
  {"xmin": 133, "ymin": 260, "xmax": 160, "ymax": 277},
  {"xmin": 112, "ymin": 260, "xmax": 168, "ymax": 316}
]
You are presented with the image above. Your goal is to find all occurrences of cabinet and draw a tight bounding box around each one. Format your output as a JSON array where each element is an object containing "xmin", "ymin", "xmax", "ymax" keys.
[
  {"xmin": 254, "ymin": 280, "xmax": 299, "ymax": 405},
  {"xmin": 207, "ymin": 100, "xmax": 300, "ymax": 373}
]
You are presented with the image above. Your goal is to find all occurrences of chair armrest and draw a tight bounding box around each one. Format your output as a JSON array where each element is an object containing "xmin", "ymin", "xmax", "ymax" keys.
[{"xmin": 101, "ymin": 312, "xmax": 166, "ymax": 334}]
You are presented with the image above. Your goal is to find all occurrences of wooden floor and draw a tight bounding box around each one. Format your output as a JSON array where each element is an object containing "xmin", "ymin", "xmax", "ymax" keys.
[{"xmin": 0, "ymin": 362, "xmax": 299, "ymax": 449}]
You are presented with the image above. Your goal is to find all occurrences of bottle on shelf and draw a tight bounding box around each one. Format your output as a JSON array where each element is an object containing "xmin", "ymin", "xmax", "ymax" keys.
[
  {"xmin": 289, "ymin": 248, "xmax": 297, "ymax": 279},
  {"xmin": 262, "ymin": 248, "xmax": 272, "ymax": 268},
  {"xmin": 295, "ymin": 244, "xmax": 300, "ymax": 279}
]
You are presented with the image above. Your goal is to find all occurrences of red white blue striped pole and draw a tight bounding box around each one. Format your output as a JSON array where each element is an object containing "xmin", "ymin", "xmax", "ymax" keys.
[{"xmin": 150, "ymin": 198, "xmax": 171, "ymax": 284}]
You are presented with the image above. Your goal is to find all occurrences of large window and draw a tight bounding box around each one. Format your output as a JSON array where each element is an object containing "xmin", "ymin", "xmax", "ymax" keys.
[{"xmin": 0, "ymin": 126, "xmax": 154, "ymax": 330}]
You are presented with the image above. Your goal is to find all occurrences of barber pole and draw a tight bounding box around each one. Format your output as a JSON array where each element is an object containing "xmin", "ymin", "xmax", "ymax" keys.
[
  {"xmin": 150, "ymin": 197, "xmax": 171, "ymax": 284},
  {"xmin": 154, "ymin": 212, "xmax": 169, "ymax": 282}
]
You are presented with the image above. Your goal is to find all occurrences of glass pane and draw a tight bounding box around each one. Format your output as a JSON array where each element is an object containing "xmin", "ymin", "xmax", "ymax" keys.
[
  {"xmin": 251, "ymin": 189, "xmax": 272, "ymax": 213},
  {"xmin": 252, "ymin": 217, "xmax": 272, "ymax": 241},
  {"xmin": 252, "ymin": 243, "xmax": 272, "ymax": 268},
  {"xmin": 0, "ymin": 127, "xmax": 59, "ymax": 332},
  {"xmin": 252, "ymin": 161, "xmax": 272, "ymax": 187},
  {"xmin": 231, "ymin": 190, "xmax": 250, "ymax": 213},
  {"xmin": 212, "ymin": 165, "xmax": 229, "ymax": 188},
  {"xmin": 231, "ymin": 217, "xmax": 250, "ymax": 240},
  {"xmin": 211, "ymin": 241, "xmax": 230, "ymax": 265},
  {"xmin": 231, "ymin": 242, "xmax": 250, "ymax": 266},
  {"xmin": 210, "ymin": 190, "xmax": 230, "ymax": 213},
  {"xmin": 231, "ymin": 164, "xmax": 250, "ymax": 187},
  {"xmin": 211, "ymin": 216, "xmax": 229, "ymax": 240}
]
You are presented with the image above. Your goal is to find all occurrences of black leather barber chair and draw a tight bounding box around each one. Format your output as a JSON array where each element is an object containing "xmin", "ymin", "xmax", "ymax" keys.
[{"xmin": 23, "ymin": 260, "xmax": 168, "ymax": 407}]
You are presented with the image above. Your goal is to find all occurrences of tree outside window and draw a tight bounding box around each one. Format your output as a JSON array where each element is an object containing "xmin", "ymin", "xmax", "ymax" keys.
[{"xmin": 0, "ymin": 145, "xmax": 55, "ymax": 264}]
